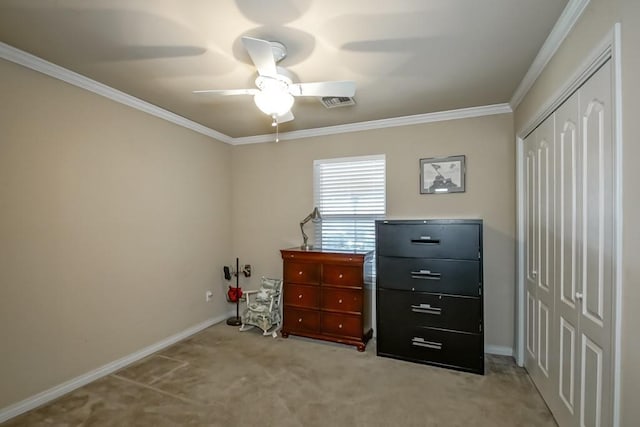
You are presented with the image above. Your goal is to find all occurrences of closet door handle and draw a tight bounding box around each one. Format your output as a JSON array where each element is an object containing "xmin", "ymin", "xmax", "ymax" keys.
[
  {"xmin": 411, "ymin": 337, "xmax": 442, "ymax": 350},
  {"xmin": 411, "ymin": 304, "xmax": 442, "ymax": 315},
  {"xmin": 411, "ymin": 236, "xmax": 440, "ymax": 245},
  {"xmin": 410, "ymin": 270, "xmax": 442, "ymax": 280}
]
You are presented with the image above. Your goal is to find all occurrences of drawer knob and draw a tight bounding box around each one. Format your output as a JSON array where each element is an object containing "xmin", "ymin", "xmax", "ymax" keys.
[
  {"xmin": 298, "ymin": 271, "xmax": 303, "ymax": 275},
  {"xmin": 338, "ymin": 298, "xmax": 343, "ymax": 304},
  {"xmin": 339, "ymin": 273, "xmax": 343, "ymax": 279},
  {"xmin": 298, "ymin": 318, "xmax": 303, "ymax": 323},
  {"xmin": 298, "ymin": 294, "xmax": 303, "ymax": 299},
  {"xmin": 338, "ymin": 324, "xmax": 343, "ymax": 329}
]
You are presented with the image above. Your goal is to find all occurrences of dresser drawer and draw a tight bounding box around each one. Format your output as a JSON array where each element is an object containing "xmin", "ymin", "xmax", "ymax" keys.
[
  {"xmin": 377, "ymin": 289, "xmax": 481, "ymax": 333},
  {"xmin": 322, "ymin": 287, "xmax": 362, "ymax": 314},
  {"xmin": 321, "ymin": 312, "xmax": 362, "ymax": 339},
  {"xmin": 323, "ymin": 264, "xmax": 362, "ymax": 287},
  {"xmin": 284, "ymin": 261, "xmax": 320, "ymax": 285},
  {"xmin": 377, "ymin": 324, "xmax": 483, "ymax": 373},
  {"xmin": 377, "ymin": 222, "xmax": 480, "ymax": 260},
  {"xmin": 284, "ymin": 283, "xmax": 320, "ymax": 309},
  {"xmin": 377, "ymin": 257, "xmax": 480, "ymax": 296},
  {"xmin": 283, "ymin": 307, "xmax": 320, "ymax": 333}
]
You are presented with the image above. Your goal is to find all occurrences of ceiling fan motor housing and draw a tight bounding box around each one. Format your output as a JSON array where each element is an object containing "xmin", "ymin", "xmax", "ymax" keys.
[{"xmin": 269, "ymin": 41, "xmax": 287, "ymax": 63}]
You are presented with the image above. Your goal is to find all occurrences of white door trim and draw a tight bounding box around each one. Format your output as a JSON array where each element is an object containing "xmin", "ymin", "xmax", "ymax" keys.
[
  {"xmin": 516, "ymin": 135, "xmax": 526, "ymax": 367},
  {"xmin": 515, "ymin": 23, "xmax": 622, "ymax": 426},
  {"xmin": 611, "ymin": 23, "xmax": 623, "ymax": 427}
]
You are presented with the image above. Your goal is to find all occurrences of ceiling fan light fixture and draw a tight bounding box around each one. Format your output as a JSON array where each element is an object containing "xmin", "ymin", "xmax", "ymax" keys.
[{"xmin": 254, "ymin": 87, "xmax": 294, "ymax": 117}]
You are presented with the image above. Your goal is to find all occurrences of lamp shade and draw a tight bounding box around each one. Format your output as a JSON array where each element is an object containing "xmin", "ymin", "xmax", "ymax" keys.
[
  {"xmin": 309, "ymin": 207, "xmax": 322, "ymax": 223},
  {"xmin": 254, "ymin": 89, "xmax": 294, "ymax": 117}
]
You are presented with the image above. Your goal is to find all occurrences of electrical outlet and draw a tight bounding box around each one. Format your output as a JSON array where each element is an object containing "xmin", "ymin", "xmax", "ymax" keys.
[{"xmin": 205, "ymin": 291, "xmax": 213, "ymax": 302}]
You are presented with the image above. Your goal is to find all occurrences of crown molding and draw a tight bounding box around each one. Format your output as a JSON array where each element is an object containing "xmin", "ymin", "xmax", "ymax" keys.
[
  {"xmin": 0, "ymin": 42, "xmax": 233, "ymax": 144},
  {"xmin": 510, "ymin": 0, "xmax": 590, "ymax": 109},
  {"xmin": 230, "ymin": 103, "xmax": 513, "ymax": 145},
  {"xmin": 1, "ymin": 42, "xmax": 512, "ymax": 146}
]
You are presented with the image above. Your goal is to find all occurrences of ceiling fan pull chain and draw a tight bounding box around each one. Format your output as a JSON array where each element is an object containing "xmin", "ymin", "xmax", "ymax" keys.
[{"xmin": 270, "ymin": 115, "xmax": 279, "ymax": 142}]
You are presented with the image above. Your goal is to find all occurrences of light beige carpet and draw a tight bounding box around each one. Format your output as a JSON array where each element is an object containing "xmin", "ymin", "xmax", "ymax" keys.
[{"xmin": 3, "ymin": 323, "xmax": 556, "ymax": 426}]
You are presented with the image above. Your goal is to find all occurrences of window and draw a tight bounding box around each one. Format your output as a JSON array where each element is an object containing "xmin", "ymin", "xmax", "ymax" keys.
[{"xmin": 314, "ymin": 155, "xmax": 386, "ymax": 251}]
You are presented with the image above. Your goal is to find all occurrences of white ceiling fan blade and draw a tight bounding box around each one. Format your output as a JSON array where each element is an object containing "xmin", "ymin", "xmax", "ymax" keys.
[
  {"xmin": 192, "ymin": 89, "xmax": 258, "ymax": 96},
  {"xmin": 241, "ymin": 36, "xmax": 277, "ymax": 77},
  {"xmin": 289, "ymin": 81, "xmax": 356, "ymax": 97},
  {"xmin": 277, "ymin": 110, "xmax": 295, "ymax": 123}
]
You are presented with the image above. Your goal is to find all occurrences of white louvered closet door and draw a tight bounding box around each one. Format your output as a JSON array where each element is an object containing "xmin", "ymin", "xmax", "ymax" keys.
[{"xmin": 524, "ymin": 60, "xmax": 614, "ymax": 427}]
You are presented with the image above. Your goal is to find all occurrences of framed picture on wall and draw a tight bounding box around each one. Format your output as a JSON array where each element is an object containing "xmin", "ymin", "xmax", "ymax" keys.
[{"xmin": 420, "ymin": 155, "xmax": 466, "ymax": 194}]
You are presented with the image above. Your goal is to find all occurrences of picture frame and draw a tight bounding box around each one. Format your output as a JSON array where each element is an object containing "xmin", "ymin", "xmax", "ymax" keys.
[{"xmin": 420, "ymin": 155, "xmax": 466, "ymax": 194}]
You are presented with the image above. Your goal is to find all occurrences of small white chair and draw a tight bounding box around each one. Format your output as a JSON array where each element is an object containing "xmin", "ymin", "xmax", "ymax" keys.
[{"xmin": 239, "ymin": 277, "xmax": 283, "ymax": 338}]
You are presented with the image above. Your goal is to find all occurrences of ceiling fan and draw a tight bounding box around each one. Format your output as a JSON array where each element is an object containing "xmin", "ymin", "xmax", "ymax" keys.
[{"xmin": 194, "ymin": 36, "xmax": 356, "ymax": 125}]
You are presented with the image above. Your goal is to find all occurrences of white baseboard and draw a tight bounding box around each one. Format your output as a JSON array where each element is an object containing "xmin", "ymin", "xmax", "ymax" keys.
[
  {"xmin": 485, "ymin": 345, "xmax": 514, "ymax": 357},
  {"xmin": 0, "ymin": 313, "xmax": 232, "ymax": 423}
]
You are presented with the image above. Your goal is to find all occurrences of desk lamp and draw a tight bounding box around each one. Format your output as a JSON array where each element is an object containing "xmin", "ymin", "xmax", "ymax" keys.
[{"xmin": 300, "ymin": 207, "xmax": 322, "ymax": 250}]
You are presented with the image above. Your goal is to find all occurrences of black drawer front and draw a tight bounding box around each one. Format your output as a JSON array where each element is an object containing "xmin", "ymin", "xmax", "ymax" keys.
[
  {"xmin": 377, "ymin": 289, "xmax": 481, "ymax": 333},
  {"xmin": 377, "ymin": 324, "xmax": 483, "ymax": 373},
  {"xmin": 377, "ymin": 257, "xmax": 480, "ymax": 296},
  {"xmin": 376, "ymin": 222, "xmax": 480, "ymax": 260}
]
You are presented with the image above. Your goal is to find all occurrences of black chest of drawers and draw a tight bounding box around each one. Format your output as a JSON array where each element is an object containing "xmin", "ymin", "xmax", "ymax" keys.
[{"xmin": 375, "ymin": 219, "xmax": 484, "ymax": 374}]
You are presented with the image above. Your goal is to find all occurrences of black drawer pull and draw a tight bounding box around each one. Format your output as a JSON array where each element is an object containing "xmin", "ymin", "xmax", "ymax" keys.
[
  {"xmin": 410, "ymin": 303, "xmax": 442, "ymax": 315},
  {"xmin": 411, "ymin": 236, "xmax": 440, "ymax": 245},
  {"xmin": 411, "ymin": 337, "xmax": 442, "ymax": 350},
  {"xmin": 410, "ymin": 270, "xmax": 442, "ymax": 280}
]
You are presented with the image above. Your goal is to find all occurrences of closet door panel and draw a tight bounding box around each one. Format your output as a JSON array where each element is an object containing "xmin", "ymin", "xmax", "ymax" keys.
[
  {"xmin": 554, "ymin": 91, "xmax": 581, "ymax": 427},
  {"xmin": 524, "ymin": 114, "xmax": 556, "ymax": 399},
  {"xmin": 524, "ymin": 131, "xmax": 538, "ymax": 376},
  {"xmin": 559, "ymin": 318, "xmax": 576, "ymax": 416},
  {"xmin": 527, "ymin": 290, "xmax": 537, "ymax": 358},
  {"xmin": 536, "ymin": 117, "xmax": 556, "ymax": 387},
  {"xmin": 577, "ymin": 61, "xmax": 613, "ymax": 427},
  {"xmin": 581, "ymin": 336, "xmax": 604, "ymax": 427}
]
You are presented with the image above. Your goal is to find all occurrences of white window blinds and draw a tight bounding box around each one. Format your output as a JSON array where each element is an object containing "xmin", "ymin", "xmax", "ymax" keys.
[{"xmin": 313, "ymin": 155, "xmax": 386, "ymax": 251}]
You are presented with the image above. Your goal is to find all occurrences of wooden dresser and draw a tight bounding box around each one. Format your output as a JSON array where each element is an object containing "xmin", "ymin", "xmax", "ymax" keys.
[
  {"xmin": 376, "ymin": 219, "xmax": 484, "ymax": 374},
  {"xmin": 280, "ymin": 248, "xmax": 373, "ymax": 351}
]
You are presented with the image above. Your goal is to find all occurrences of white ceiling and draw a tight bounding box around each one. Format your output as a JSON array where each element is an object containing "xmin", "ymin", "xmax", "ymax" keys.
[{"xmin": 0, "ymin": 0, "xmax": 569, "ymax": 139}]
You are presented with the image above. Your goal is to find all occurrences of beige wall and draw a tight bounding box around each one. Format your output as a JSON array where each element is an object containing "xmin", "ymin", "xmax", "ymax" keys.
[
  {"xmin": 514, "ymin": 0, "xmax": 639, "ymax": 424},
  {"xmin": 231, "ymin": 114, "xmax": 516, "ymax": 350},
  {"xmin": 0, "ymin": 59, "xmax": 232, "ymax": 408}
]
